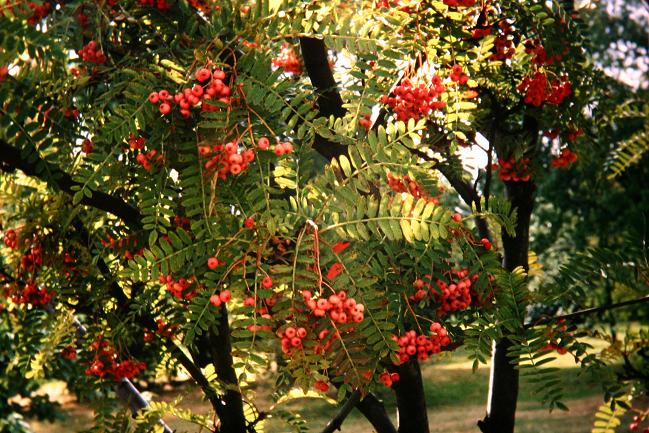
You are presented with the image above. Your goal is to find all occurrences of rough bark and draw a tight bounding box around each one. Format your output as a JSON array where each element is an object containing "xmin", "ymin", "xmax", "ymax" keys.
[
  {"xmin": 208, "ymin": 305, "xmax": 247, "ymax": 433},
  {"xmin": 393, "ymin": 360, "xmax": 430, "ymax": 433},
  {"xmin": 479, "ymin": 115, "xmax": 537, "ymax": 433}
]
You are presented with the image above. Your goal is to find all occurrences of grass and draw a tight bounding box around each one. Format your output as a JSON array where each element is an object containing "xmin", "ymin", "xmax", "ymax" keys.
[{"xmin": 28, "ymin": 345, "xmax": 608, "ymax": 433}]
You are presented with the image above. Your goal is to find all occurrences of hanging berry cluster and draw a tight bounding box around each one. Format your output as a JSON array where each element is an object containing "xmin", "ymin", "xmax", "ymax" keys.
[
  {"xmin": 144, "ymin": 319, "xmax": 178, "ymax": 341},
  {"xmin": 100, "ymin": 234, "xmax": 143, "ymax": 260},
  {"xmin": 127, "ymin": 134, "xmax": 145, "ymax": 150},
  {"xmin": 449, "ymin": 65, "xmax": 469, "ymax": 85},
  {"xmin": 159, "ymin": 274, "xmax": 197, "ymax": 300},
  {"xmin": 550, "ymin": 148, "xmax": 577, "ymax": 168},
  {"xmin": 3, "ymin": 229, "xmax": 18, "ymax": 249},
  {"xmin": 137, "ymin": 0, "xmax": 170, "ymax": 11},
  {"xmin": 209, "ymin": 290, "xmax": 232, "ymax": 307},
  {"xmin": 525, "ymin": 39, "xmax": 566, "ymax": 66},
  {"xmin": 387, "ymin": 173, "xmax": 439, "ymax": 204},
  {"xmin": 278, "ymin": 326, "xmax": 308, "ymax": 356},
  {"xmin": 10, "ymin": 279, "xmax": 55, "ymax": 305},
  {"xmin": 26, "ymin": 1, "xmax": 52, "ymax": 25},
  {"xmin": 149, "ymin": 67, "xmax": 231, "ymax": 118},
  {"xmin": 136, "ymin": 149, "xmax": 164, "ymax": 171},
  {"xmin": 517, "ymin": 72, "xmax": 571, "ymax": 107},
  {"xmin": 443, "ymin": 0, "xmax": 476, "ymax": 6},
  {"xmin": 393, "ymin": 322, "xmax": 451, "ymax": 364},
  {"xmin": 431, "ymin": 269, "xmax": 476, "ymax": 316},
  {"xmin": 489, "ymin": 21, "xmax": 515, "ymax": 60},
  {"xmin": 303, "ymin": 289, "xmax": 365, "ymax": 323},
  {"xmin": 199, "ymin": 140, "xmax": 256, "ymax": 179},
  {"xmin": 378, "ymin": 371, "xmax": 400, "ymax": 387},
  {"xmin": 77, "ymin": 41, "xmax": 106, "ymax": 64},
  {"xmin": 271, "ymin": 43, "xmax": 302, "ymax": 75},
  {"xmin": 85, "ymin": 337, "xmax": 146, "ymax": 380},
  {"xmin": 493, "ymin": 157, "xmax": 532, "ymax": 182},
  {"xmin": 380, "ymin": 77, "xmax": 446, "ymax": 121}
]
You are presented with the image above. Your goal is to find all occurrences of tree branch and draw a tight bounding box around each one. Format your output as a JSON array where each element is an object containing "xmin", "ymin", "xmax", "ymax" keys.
[
  {"xmin": 320, "ymin": 390, "xmax": 362, "ymax": 433},
  {"xmin": 0, "ymin": 139, "xmax": 142, "ymax": 229}
]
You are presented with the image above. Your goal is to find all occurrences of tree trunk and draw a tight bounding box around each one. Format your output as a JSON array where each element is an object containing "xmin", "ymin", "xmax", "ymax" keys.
[
  {"xmin": 208, "ymin": 305, "xmax": 247, "ymax": 433},
  {"xmin": 393, "ymin": 359, "xmax": 430, "ymax": 433},
  {"xmin": 479, "ymin": 129, "xmax": 536, "ymax": 433}
]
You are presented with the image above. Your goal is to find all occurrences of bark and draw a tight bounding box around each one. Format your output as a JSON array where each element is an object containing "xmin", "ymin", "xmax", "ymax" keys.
[
  {"xmin": 393, "ymin": 360, "xmax": 429, "ymax": 433},
  {"xmin": 208, "ymin": 305, "xmax": 247, "ymax": 433},
  {"xmin": 0, "ymin": 139, "xmax": 142, "ymax": 229},
  {"xmin": 356, "ymin": 394, "xmax": 398, "ymax": 433},
  {"xmin": 479, "ymin": 115, "xmax": 537, "ymax": 433}
]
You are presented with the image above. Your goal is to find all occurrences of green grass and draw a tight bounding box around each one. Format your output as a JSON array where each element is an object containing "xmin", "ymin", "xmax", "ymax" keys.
[{"xmin": 29, "ymin": 348, "xmax": 607, "ymax": 433}]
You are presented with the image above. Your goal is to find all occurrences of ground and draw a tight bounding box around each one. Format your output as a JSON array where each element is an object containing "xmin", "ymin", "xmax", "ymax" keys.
[{"xmin": 26, "ymin": 342, "xmax": 617, "ymax": 433}]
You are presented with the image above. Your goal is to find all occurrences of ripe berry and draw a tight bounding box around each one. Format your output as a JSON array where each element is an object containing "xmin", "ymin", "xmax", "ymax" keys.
[
  {"xmin": 159, "ymin": 102, "xmax": 171, "ymax": 115},
  {"xmin": 148, "ymin": 92, "xmax": 160, "ymax": 103},
  {"xmin": 158, "ymin": 90, "xmax": 170, "ymax": 100},
  {"xmin": 219, "ymin": 290, "xmax": 231, "ymax": 303},
  {"xmin": 452, "ymin": 213, "xmax": 462, "ymax": 222},
  {"xmin": 210, "ymin": 294, "xmax": 222, "ymax": 307},
  {"xmin": 314, "ymin": 380, "xmax": 329, "ymax": 392},
  {"xmin": 195, "ymin": 68, "xmax": 212, "ymax": 82},
  {"xmin": 262, "ymin": 276, "xmax": 273, "ymax": 288},
  {"xmin": 191, "ymin": 84, "xmax": 204, "ymax": 97},
  {"xmin": 480, "ymin": 238, "xmax": 492, "ymax": 250},
  {"xmin": 244, "ymin": 217, "xmax": 255, "ymax": 229},
  {"xmin": 257, "ymin": 137, "xmax": 270, "ymax": 150},
  {"xmin": 213, "ymin": 69, "xmax": 226, "ymax": 80},
  {"xmin": 207, "ymin": 257, "xmax": 220, "ymax": 269}
]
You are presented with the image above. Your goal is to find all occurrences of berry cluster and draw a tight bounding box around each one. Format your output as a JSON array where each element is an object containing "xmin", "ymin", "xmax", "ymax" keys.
[
  {"xmin": 379, "ymin": 371, "xmax": 400, "ymax": 387},
  {"xmin": 387, "ymin": 173, "xmax": 439, "ymax": 204},
  {"xmin": 380, "ymin": 77, "xmax": 446, "ymax": 121},
  {"xmin": 199, "ymin": 140, "xmax": 256, "ymax": 180},
  {"xmin": 85, "ymin": 337, "xmax": 146, "ymax": 380},
  {"xmin": 629, "ymin": 415, "xmax": 649, "ymax": 433},
  {"xmin": 314, "ymin": 380, "xmax": 330, "ymax": 392},
  {"xmin": 136, "ymin": 149, "xmax": 164, "ymax": 171},
  {"xmin": 443, "ymin": 0, "xmax": 476, "ymax": 6},
  {"xmin": 3, "ymin": 229, "xmax": 18, "ymax": 249},
  {"xmin": 61, "ymin": 345, "xmax": 77, "ymax": 360},
  {"xmin": 278, "ymin": 326, "xmax": 308, "ymax": 355},
  {"xmin": 127, "ymin": 134, "xmax": 145, "ymax": 150},
  {"xmin": 209, "ymin": 290, "xmax": 232, "ymax": 307},
  {"xmin": 489, "ymin": 21, "xmax": 515, "ymax": 60},
  {"xmin": 449, "ymin": 65, "xmax": 469, "ymax": 84},
  {"xmin": 11, "ymin": 280, "xmax": 55, "ymax": 305},
  {"xmin": 550, "ymin": 148, "xmax": 577, "ymax": 168},
  {"xmin": 149, "ymin": 67, "xmax": 230, "ymax": 118},
  {"xmin": 100, "ymin": 234, "xmax": 143, "ymax": 260},
  {"xmin": 159, "ymin": 274, "xmax": 196, "ymax": 300},
  {"xmin": 566, "ymin": 127, "xmax": 583, "ymax": 141},
  {"xmin": 81, "ymin": 138, "xmax": 93, "ymax": 154},
  {"xmin": 144, "ymin": 319, "xmax": 177, "ymax": 341},
  {"xmin": 138, "ymin": 0, "xmax": 170, "ymax": 10},
  {"xmin": 26, "ymin": 1, "xmax": 51, "ymax": 25},
  {"xmin": 271, "ymin": 43, "xmax": 302, "ymax": 74},
  {"xmin": 359, "ymin": 114, "xmax": 372, "ymax": 130},
  {"xmin": 20, "ymin": 241, "xmax": 43, "ymax": 273},
  {"xmin": 303, "ymin": 289, "xmax": 365, "ymax": 323},
  {"xmin": 494, "ymin": 157, "xmax": 532, "ymax": 182},
  {"xmin": 432, "ymin": 269, "xmax": 475, "ymax": 316},
  {"xmin": 393, "ymin": 322, "xmax": 451, "ymax": 364},
  {"xmin": 517, "ymin": 72, "xmax": 571, "ymax": 107},
  {"xmin": 78, "ymin": 41, "xmax": 106, "ymax": 64},
  {"xmin": 525, "ymin": 39, "xmax": 565, "ymax": 66}
]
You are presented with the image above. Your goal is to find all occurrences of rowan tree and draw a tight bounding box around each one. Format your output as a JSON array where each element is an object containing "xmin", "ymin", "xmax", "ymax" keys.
[{"xmin": 0, "ymin": 1, "xmax": 648, "ymax": 433}]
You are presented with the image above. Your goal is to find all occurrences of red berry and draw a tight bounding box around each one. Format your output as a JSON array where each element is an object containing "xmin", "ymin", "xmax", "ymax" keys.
[
  {"xmin": 480, "ymin": 238, "xmax": 492, "ymax": 250},
  {"xmin": 452, "ymin": 213, "xmax": 462, "ymax": 222},
  {"xmin": 314, "ymin": 380, "xmax": 329, "ymax": 392},
  {"xmin": 210, "ymin": 294, "xmax": 222, "ymax": 307},
  {"xmin": 195, "ymin": 68, "xmax": 211, "ymax": 82},
  {"xmin": 244, "ymin": 217, "xmax": 255, "ymax": 229},
  {"xmin": 219, "ymin": 290, "xmax": 231, "ymax": 303},
  {"xmin": 207, "ymin": 257, "xmax": 219, "ymax": 269},
  {"xmin": 262, "ymin": 276, "xmax": 273, "ymax": 288},
  {"xmin": 159, "ymin": 102, "xmax": 171, "ymax": 115},
  {"xmin": 257, "ymin": 137, "xmax": 270, "ymax": 150},
  {"xmin": 148, "ymin": 92, "xmax": 160, "ymax": 104}
]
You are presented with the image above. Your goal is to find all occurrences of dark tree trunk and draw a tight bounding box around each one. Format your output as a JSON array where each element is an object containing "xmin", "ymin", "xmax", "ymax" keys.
[
  {"xmin": 479, "ymin": 115, "xmax": 537, "ymax": 433},
  {"xmin": 393, "ymin": 360, "xmax": 430, "ymax": 433},
  {"xmin": 209, "ymin": 306, "xmax": 247, "ymax": 433},
  {"xmin": 356, "ymin": 394, "xmax": 398, "ymax": 433}
]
